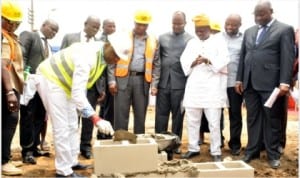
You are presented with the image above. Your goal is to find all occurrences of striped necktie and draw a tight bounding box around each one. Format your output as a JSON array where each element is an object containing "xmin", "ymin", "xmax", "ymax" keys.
[{"xmin": 42, "ymin": 37, "xmax": 49, "ymax": 58}]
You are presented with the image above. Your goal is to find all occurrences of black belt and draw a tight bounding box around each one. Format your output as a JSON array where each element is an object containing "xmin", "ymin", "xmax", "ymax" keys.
[{"xmin": 129, "ymin": 71, "xmax": 144, "ymax": 76}]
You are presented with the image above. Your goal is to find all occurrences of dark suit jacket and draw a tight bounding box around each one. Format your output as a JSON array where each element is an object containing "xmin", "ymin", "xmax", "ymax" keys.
[
  {"xmin": 236, "ymin": 20, "xmax": 295, "ymax": 91},
  {"xmin": 60, "ymin": 32, "xmax": 105, "ymax": 94},
  {"xmin": 19, "ymin": 31, "xmax": 48, "ymax": 73},
  {"xmin": 158, "ymin": 31, "xmax": 193, "ymax": 89}
]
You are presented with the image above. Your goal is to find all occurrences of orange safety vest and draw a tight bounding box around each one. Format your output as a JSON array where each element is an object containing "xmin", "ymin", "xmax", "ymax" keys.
[{"xmin": 115, "ymin": 32, "xmax": 157, "ymax": 82}]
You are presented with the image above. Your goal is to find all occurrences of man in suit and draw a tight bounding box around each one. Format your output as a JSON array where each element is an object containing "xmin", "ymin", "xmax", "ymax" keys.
[
  {"xmin": 235, "ymin": 0, "xmax": 295, "ymax": 169},
  {"xmin": 155, "ymin": 11, "xmax": 192, "ymax": 154},
  {"xmin": 108, "ymin": 10, "xmax": 160, "ymax": 134},
  {"xmin": 98, "ymin": 19, "xmax": 116, "ymax": 140},
  {"xmin": 60, "ymin": 15, "xmax": 105, "ymax": 160},
  {"xmin": 19, "ymin": 19, "xmax": 59, "ymax": 164}
]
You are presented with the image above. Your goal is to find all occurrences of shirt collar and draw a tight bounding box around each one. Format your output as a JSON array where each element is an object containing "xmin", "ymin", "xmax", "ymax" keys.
[{"xmin": 38, "ymin": 31, "xmax": 46, "ymax": 39}]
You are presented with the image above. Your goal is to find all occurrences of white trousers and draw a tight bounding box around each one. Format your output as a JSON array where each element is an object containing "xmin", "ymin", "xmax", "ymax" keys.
[
  {"xmin": 185, "ymin": 107, "xmax": 222, "ymax": 156},
  {"xmin": 36, "ymin": 74, "xmax": 80, "ymax": 176}
]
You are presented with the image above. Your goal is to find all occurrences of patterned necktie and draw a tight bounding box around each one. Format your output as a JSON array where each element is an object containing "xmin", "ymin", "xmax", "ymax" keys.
[
  {"xmin": 42, "ymin": 37, "xmax": 49, "ymax": 58},
  {"xmin": 256, "ymin": 26, "xmax": 268, "ymax": 45}
]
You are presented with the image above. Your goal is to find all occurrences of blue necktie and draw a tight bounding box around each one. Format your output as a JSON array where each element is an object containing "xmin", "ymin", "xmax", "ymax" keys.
[{"xmin": 256, "ymin": 26, "xmax": 267, "ymax": 45}]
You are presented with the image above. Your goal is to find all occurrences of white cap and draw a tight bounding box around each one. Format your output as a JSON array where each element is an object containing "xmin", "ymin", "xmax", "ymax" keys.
[{"xmin": 107, "ymin": 32, "xmax": 132, "ymax": 61}]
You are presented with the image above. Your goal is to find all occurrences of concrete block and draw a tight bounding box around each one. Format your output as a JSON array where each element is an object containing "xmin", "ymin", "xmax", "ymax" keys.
[
  {"xmin": 93, "ymin": 138, "xmax": 158, "ymax": 176},
  {"xmin": 130, "ymin": 160, "xmax": 253, "ymax": 178},
  {"xmin": 195, "ymin": 161, "xmax": 254, "ymax": 178}
]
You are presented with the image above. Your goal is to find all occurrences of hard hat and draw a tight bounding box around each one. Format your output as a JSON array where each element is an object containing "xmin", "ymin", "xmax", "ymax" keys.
[
  {"xmin": 1, "ymin": 0, "xmax": 23, "ymax": 22},
  {"xmin": 210, "ymin": 21, "xmax": 221, "ymax": 32},
  {"xmin": 107, "ymin": 32, "xmax": 132, "ymax": 61},
  {"xmin": 134, "ymin": 10, "xmax": 152, "ymax": 24},
  {"xmin": 192, "ymin": 13, "xmax": 210, "ymax": 27}
]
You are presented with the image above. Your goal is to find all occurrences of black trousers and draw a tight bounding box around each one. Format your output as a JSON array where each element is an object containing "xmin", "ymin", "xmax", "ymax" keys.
[
  {"xmin": 155, "ymin": 84, "xmax": 185, "ymax": 139},
  {"xmin": 80, "ymin": 85, "xmax": 98, "ymax": 152},
  {"xmin": 227, "ymin": 87, "xmax": 243, "ymax": 150},
  {"xmin": 2, "ymin": 90, "xmax": 19, "ymax": 164},
  {"xmin": 20, "ymin": 93, "xmax": 46, "ymax": 156},
  {"xmin": 244, "ymin": 85, "xmax": 284, "ymax": 160},
  {"xmin": 97, "ymin": 81, "xmax": 114, "ymax": 139}
]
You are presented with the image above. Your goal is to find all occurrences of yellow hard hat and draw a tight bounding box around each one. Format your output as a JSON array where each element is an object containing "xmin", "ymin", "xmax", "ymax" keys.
[
  {"xmin": 192, "ymin": 14, "xmax": 210, "ymax": 27},
  {"xmin": 1, "ymin": 0, "xmax": 23, "ymax": 22},
  {"xmin": 134, "ymin": 10, "xmax": 152, "ymax": 24},
  {"xmin": 210, "ymin": 21, "xmax": 221, "ymax": 32}
]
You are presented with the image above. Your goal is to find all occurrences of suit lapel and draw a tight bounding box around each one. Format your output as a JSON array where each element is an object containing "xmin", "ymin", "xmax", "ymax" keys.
[{"xmin": 252, "ymin": 26, "xmax": 259, "ymax": 47}]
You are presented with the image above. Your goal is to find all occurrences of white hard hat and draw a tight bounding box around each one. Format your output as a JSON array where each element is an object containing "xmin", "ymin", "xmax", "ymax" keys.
[{"xmin": 107, "ymin": 32, "xmax": 132, "ymax": 61}]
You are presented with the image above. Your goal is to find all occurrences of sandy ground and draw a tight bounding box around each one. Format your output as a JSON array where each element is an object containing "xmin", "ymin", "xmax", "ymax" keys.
[{"xmin": 5, "ymin": 105, "xmax": 299, "ymax": 177}]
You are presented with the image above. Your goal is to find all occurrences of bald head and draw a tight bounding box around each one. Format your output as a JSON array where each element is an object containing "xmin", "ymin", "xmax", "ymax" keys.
[
  {"xmin": 102, "ymin": 19, "xmax": 116, "ymax": 35},
  {"xmin": 41, "ymin": 19, "xmax": 59, "ymax": 39},
  {"xmin": 254, "ymin": 0, "xmax": 273, "ymax": 26},
  {"xmin": 225, "ymin": 14, "xmax": 242, "ymax": 36},
  {"xmin": 172, "ymin": 11, "xmax": 186, "ymax": 34},
  {"xmin": 84, "ymin": 15, "xmax": 100, "ymax": 38}
]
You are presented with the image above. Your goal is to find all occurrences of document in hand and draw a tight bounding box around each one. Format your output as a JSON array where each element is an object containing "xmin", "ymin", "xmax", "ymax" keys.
[{"xmin": 264, "ymin": 87, "xmax": 280, "ymax": 108}]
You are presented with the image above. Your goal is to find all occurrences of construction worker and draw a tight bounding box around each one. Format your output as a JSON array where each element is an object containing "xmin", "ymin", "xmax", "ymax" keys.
[
  {"xmin": 61, "ymin": 15, "xmax": 102, "ymax": 160},
  {"xmin": 108, "ymin": 10, "xmax": 160, "ymax": 134},
  {"xmin": 34, "ymin": 33, "xmax": 130, "ymax": 177},
  {"xmin": 2, "ymin": 0, "xmax": 24, "ymax": 175}
]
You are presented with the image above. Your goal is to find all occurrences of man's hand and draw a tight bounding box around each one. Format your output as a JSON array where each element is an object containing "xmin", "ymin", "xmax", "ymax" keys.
[
  {"xmin": 190, "ymin": 55, "xmax": 210, "ymax": 68},
  {"xmin": 6, "ymin": 92, "xmax": 19, "ymax": 112},
  {"xmin": 278, "ymin": 84, "xmax": 290, "ymax": 97},
  {"xmin": 97, "ymin": 91, "xmax": 106, "ymax": 104},
  {"xmin": 235, "ymin": 82, "xmax": 243, "ymax": 95},
  {"xmin": 109, "ymin": 83, "xmax": 118, "ymax": 96},
  {"xmin": 91, "ymin": 115, "xmax": 114, "ymax": 135}
]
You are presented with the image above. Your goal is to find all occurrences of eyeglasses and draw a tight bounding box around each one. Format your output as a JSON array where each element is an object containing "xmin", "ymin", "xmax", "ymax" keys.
[{"xmin": 2, "ymin": 17, "xmax": 21, "ymax": 26}]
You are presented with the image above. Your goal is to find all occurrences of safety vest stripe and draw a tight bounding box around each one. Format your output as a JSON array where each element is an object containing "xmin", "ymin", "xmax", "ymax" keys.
[{"xmin": 49, "ymin": 53, "xmax": 72, "ymax": 92}]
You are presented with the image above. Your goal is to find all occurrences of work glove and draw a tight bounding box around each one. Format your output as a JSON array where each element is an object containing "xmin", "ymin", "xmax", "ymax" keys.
[{"xmin": 91, "ymin": 115, "xmax": 114, "ymax": 135}]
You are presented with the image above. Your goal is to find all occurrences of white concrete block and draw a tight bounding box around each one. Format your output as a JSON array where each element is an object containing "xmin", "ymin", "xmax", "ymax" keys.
[{"xmin": 93, "ymin": 138, "xmax": 158, "ymax": 176}]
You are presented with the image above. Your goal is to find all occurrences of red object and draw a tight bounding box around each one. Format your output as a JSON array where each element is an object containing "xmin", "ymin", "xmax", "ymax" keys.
[
  {"xmin": 91, "ymin": 115, "xmax": 101, "ymax": 125},
  {"xmin": 288, "ymin": 95, "xmax": 296, "ymax": 110}
]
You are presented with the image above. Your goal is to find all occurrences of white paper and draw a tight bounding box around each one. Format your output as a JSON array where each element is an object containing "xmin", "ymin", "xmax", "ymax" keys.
[{"xmin": 264, "ymin": 87, "xmax": 280, "ymax": 108}]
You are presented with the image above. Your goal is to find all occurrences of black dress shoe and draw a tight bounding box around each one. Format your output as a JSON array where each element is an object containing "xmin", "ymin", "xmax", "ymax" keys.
[
  {"xmin": 212, "ymin": 155, "xmax": 222, "ymax": 162},
  {"xmin": 269, "ymin": 159, "xmax": 280, "ymax": 169},
  {"xmin": 23, "ymin": 152, "xmax": 36, "ymax": 164},
  {"xmin": 230, "ymin": 149, "xmax": 241, "ymax": 156},
  {"xmin": 181, "ymin": 151, "xmax": 200, "ymax": 159},
  {"xmin": 242, "ymin": 153, "xmax": 260, "ymax": 163},
  {"xmin": 81, "ymin": 151, "xmax": 92, "ymax": 159},
  {"xmin": 71, "ymin": 163, "xmax": 92, "ymax": 170},
  {"xmin": 56, "ymin": 172, "xmax": 87, "ymax": 178}
]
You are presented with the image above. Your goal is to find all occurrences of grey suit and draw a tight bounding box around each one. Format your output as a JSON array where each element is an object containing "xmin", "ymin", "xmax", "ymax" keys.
[
  {"xmin": 236, "ymin": 20, "xmax": 295, "ymax": 160},
  {"xmin": 19, "ymin": 31, "xmax": 47, "ymax": 157},
  {"xmin": 60, "ymin": 32, "xmax": 106, "ymax": 153},
  {"xmin": 155, "ymin": 31, "xmax": 192, "ymax": 139}
]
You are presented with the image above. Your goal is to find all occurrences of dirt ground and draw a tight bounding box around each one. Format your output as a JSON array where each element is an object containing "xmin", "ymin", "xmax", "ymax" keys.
[{"xmin": 5, "ymin": 105, "xmax": 299, "ymax": 178}]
